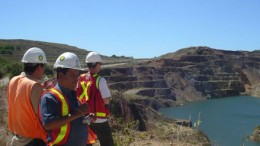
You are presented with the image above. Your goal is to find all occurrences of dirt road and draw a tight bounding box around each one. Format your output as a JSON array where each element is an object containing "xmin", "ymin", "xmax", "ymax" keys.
[{"xmin": 0, "ymin": 76, "xmax": 9, "ymax": 86}]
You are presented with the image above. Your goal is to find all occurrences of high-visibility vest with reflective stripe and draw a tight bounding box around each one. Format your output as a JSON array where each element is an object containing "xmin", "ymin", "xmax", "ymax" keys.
[
  {"xmin": 48, "ymin": 88, "xmax": 71, "ymax": 146},
  {"xmin": 77, "ymin": 73, "xmax": 109, "ymax": 119}
]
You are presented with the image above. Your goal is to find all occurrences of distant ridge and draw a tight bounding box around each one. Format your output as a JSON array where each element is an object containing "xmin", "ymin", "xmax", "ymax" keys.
[
  {"xmin": 159, "ymin": 46, "xmax": 260, "ymax": 59},
  {"xmin": 0, "ymin": 39, "xmax": 90, "ymax": 63},
  {"xmin": 0, "ymin": 39, "xmax": 133, "ymax": 64}
]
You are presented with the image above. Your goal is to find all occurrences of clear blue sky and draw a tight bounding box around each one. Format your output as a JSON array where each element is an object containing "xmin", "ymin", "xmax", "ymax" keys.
[{"xmin": 0, "ymin": 0, "xmax": 260, "ymax": 58}]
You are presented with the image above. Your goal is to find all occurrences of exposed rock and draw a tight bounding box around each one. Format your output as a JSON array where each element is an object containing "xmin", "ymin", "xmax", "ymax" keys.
[
  {"xmin": 249, "ymin": 126, "xmax": 260, "ymax": 142},
  {"xmin": 102, "ymin": 47, "xmax": 260, "ymax": 103},
  {"xmin": 105, "ymin": 47, "xmax": 259, "ymax": 144},
  {"xmin": 111, "ymin": 95, "xmax": 164, "ymax": 131}
]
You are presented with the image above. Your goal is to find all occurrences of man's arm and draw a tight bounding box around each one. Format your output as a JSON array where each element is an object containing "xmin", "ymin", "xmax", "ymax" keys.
[
  {"xmin": 99, "ymin": 77, "xmax": 111, "ymax": 115},
  {"xmin": 99, "ymin": 78, "xmax": 111, "ymax": 104},
  {"xmin": 30, "ymin": 83, "xmax": 43, "ymax": 115},
  {"xmin": 103, "ymin": 97, "xmax": 110, "ymax": 105},
  {"xmin": 43, "ymin": 103, "xmax": 88, "ymax": 131},
  {"xmin": 40, "ymin": 94, "xmax": 88, "ymax": 131}
]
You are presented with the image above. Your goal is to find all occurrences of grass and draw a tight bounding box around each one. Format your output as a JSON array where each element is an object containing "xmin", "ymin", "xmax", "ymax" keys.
[
  {"xmin": 110, "ymin": 113, "xmax": 211, "ymax": 146},
  {"xmin": 0, "ymin": 86, "xmax": 11, "ymax": 146},
  {"xmin": 110, "ymin": 116, "xmax": 140, "ymax": 146}
]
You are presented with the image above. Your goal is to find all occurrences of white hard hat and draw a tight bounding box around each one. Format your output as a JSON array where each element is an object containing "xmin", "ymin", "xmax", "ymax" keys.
[
  {"xmin": 54, "ymin": 52, "xmax": 82, "ymax": 70},
  {"xmin": 21, "ymin": 47, "xmax": 47, "ymax": 63},
  {"xmin": 85, "ymin": 52, "xmax": 103, "ymax": 63}
]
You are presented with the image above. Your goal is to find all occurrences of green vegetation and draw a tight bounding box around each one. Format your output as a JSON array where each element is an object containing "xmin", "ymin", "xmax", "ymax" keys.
[
  {"xmin": 0, "ymin": 45, "xmax": 20, "ymax": 78},
  {"xmin": 253, "ymin": 50, "xmax": 260, "ymax": 53},
  {"xmin": 111, "ymin": 117, "xmax": 139, "ymax": 146},
  {"xmin": 0, "ymin": 70, "xmax": 3, "ymax": 79},
  {"xmin": 255, "ymin": 125, "xmax": 260, "ymax": 130},
  {"xmin": 0, "ymin": 86, "xmax": 10, "ymax": 146},
  {"xmin": 0, "ymin": 57, "xmax": 23, "ymax": 79},
  {"xmin": 111, "ymin": 54, "xmax": 133, "ymax": 59},
  {"xmin": 44, "ymin": 65, "xmax": 54, "ymax": 77},
  {"xmin": 249, "ymin": 125, "xmax": 260, "ymax": 142},
  {"xmin": 7, "ymin": 63, "xmax": 23, "ymax": 79},
  {"xmin": 0, "ymin": 45, "xmax": 14, "ymax": 55}
]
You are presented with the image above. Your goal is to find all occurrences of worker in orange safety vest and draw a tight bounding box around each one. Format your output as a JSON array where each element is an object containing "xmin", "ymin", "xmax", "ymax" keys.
[{"xmin": 8, "ymin": 47, "xmax": 48, "ymax": 146}]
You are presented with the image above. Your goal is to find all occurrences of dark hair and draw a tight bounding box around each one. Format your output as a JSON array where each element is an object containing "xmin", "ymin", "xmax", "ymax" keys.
[
  {"xmin": 87, "ymin": 62, "xmax": 100, "ymax": 68},
  {"xmin": 24, "ymin": 63, "xmax": 44, "ymax": 75},
  {"xmin": 56, "ymin": 67, "xmax": 69, "ymax": 79}
]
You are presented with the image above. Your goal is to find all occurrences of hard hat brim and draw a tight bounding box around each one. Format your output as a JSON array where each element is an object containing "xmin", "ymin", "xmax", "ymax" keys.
[{"xmin": 54, "ymin": 66, "xmax": 84, "ymax": 71}]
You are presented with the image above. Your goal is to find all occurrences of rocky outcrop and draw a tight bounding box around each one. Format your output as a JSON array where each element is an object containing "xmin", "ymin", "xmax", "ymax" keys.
[
  {"xmin": 249, "ymin": 126, "xmax": 260, "ymax": 142},
  {"xmin": 103, "ymin": 47, "xmax": 259, "ymax": 133},
  {"xmin": 111, "ymin": 95, "xmax": 163, "ymax": 131},
  {"xmin": 102, "ymin": 47, "xmax": 260, "ymax": 131},
  {"xmin": 102, "ymin": 47, "xmax": 259, "ymax": 103}
]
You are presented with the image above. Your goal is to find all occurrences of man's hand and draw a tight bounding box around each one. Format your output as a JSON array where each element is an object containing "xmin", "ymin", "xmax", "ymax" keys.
[
  {"xmin": 76, "ymin": 103, "xmax": 89, "ymax": 116},
  {"xmin": 44, "ymin": 103, "xmax": 89, "ymax": 131}
]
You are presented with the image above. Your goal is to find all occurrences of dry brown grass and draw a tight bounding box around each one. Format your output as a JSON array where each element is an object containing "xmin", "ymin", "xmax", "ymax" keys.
[
  {"xmin": 110, "ymin": 116, "xmax": 210, "ymax": 146},
  {"xmin": 0, "ymin": 86, "xmax": 12, "ymax": 146}
]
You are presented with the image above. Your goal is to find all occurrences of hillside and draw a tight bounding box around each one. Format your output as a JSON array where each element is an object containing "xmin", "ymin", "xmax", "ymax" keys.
[
  {"xmin": 0, "ymin": 39, "xmax": 91, "ymax": 63},
  {"xmin": 102, "ymin": 46, "xmax": 260, "ymax": 105},
  {"xmin": 0, "ymin": 40, "xmax": 211, "ymax": 145},
  {"xmin": 0, "ymin": 39, "xmax": 134, "ymax": 64},
  {"xmin": 0, "ymin": 39, "xmax": 134, "ymax": 78}
]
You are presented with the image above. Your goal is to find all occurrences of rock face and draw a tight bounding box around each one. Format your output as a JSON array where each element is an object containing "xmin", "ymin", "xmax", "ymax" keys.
[
  {"xmin": 249, "ymin": 126, "xmax": 260, "ymax": 142},
  {"xmin": 101, "ymin": 47, "xmax": 260, "ymax": 131},
  {"xmin": 103, "ymin": 47, "xmax": 259, "ymax": 101}
]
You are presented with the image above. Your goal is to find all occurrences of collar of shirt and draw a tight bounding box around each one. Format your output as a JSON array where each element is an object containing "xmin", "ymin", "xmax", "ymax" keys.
[
  {"xmin": 55, "ymin": 83, "xmax": 79, "ymax": 110},
  {"xmin": 55, "ymin": 83, "xmax": 75, "ymax": 98}
]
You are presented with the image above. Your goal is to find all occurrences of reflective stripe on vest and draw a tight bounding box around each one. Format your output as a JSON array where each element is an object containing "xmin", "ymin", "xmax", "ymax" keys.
[
  {"xmin": 93, "ymin": 74, "xmax": 101, "ymax": 89},
  {"xmin": 79, "ymin": 74, "xmax": 107, "ymax": 118},
  {"xmin": 96, "ymin": 112, "xmax": 106, "ymax": 117},
  {"xmin": 49, "ymin": 88, "xmax": 70, "ymax": 146},
  {"xmin": 78, "ymin": 74, "xmax": 101, "ymax": 102},
  {"xmin": 78, "ymin": 81, "xmax": 92, "ymax": 102},
  {"xmin": 93, "ymin": 75, "xmax": 106, "ymax": 117}
]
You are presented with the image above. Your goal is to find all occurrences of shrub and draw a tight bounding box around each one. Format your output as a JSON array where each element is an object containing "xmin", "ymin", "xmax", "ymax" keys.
[
  {"xmin": 44, "ymin": 65, "xmax": 54, "ymax": 77},
  {"xmin": 111, "ymin": 116, "xmax": 139, "ymax": 146},
  {"xmin": 0, "ymin": 45, "xmax": 14, "ymax": 55},
  {"xmin": 7, "ymin": 63, "xmax": 23, "ymax": 79},
  {"xmin": 0, "ymin": 71, "xmax": 3, "ymax": 78}
]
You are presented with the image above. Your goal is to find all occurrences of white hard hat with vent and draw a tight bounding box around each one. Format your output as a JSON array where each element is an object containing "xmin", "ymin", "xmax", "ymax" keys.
[
  {"xmin": 21, "ymin": 47, "xmax": 47, "ymax": 63},
  {"xmin": 85, "ymin": 52, "xmax": 103, "ymax": 63},
  {"xmin": 54, "ymin": 52, "xmax": 82, "ymax": 70}
]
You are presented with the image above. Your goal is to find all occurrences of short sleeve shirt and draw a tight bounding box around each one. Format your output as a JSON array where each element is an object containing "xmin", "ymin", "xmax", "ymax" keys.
[
  {"xmin": 40, "ymin": 83, "xmax": 88, "ymax": 146},
  {"xmin": 99, "ymin": 77, "xmax": 111, "ymax": 98}
]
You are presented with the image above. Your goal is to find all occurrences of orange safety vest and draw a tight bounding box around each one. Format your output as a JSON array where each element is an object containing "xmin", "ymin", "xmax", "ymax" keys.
[
  {"xmin": 8, "ymin": 75, "xmax": 47, "ymax": 141},
  {"xmin": 46, "ymin": 88, "xmax": 71, "ymax": 146},
  {"xmin": 77, "ymin": 73, "xmax": 109, "ymax": 119}
]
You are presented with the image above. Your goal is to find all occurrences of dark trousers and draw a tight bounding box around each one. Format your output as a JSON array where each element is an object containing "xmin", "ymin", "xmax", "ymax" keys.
[
  {"xmin": 25, "ymin": 139, "xmax": 46, "ymax": 146},
  {"xmin": 86, "ymin": 121, "xmax": 114, "ymax": 146}
]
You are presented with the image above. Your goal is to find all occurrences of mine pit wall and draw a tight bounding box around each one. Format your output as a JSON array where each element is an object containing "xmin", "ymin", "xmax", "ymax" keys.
[{"xmin": 99, "ymin": 49, "xmax": 260, "ymax": 131}]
